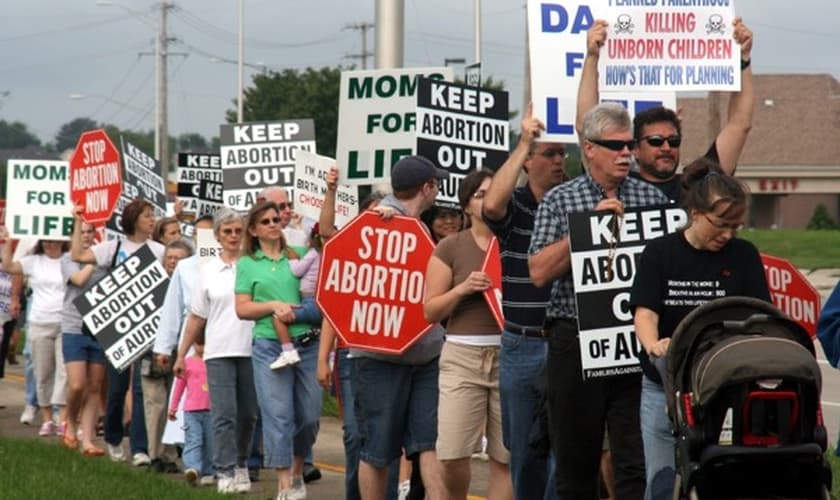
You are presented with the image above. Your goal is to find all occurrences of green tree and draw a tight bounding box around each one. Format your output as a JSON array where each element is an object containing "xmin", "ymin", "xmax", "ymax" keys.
[
  {"xmin": 176, "ymin": 133, "xmax": 209, "ymax": 151},
  {"xmin": 54, "ymin": 117, "xmax": 99, "ymax": 152},
  {"xmin": 807, "ymin": 203, "xmax": 837, "ymax": 230},
  {"xmin": 0, "ymin": 120, "xmax": 41, "ymax": 149},
  {"xmin": 227, "ymin": 67, "xmax": 342, "ymax": 157}
]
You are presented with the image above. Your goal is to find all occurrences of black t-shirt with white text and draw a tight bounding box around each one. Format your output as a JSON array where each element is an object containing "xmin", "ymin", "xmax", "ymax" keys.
[{"xmin": 629, "ymin": 231, "xmax": 771, "ymax": 383}]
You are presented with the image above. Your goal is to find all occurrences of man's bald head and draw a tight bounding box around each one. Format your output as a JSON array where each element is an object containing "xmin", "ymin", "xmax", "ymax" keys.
[{"xmin": 256, "ymin": 187, "xmax": 292, "ymax": 227}]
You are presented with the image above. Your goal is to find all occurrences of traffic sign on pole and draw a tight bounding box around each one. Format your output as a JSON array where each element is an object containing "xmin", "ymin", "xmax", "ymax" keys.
[
  {"xmin": 762, "ymin": 253, "xmax": 820, "ymax": 338},
  {"xmin": 69, "ymin": 129, "xmax": 123, "ymax": 225},
  {"xmin": 316, "ymin": 211, "xmax": 435, "ymax": 355}
]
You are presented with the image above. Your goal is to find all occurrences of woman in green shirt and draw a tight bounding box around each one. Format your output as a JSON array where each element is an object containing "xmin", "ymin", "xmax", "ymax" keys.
[{"xmin": 235, "ymin": 201, "xmax": 322, "ymax": 500}]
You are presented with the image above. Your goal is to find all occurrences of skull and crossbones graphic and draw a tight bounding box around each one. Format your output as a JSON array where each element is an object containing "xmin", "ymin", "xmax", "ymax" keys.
[
  {"xmin": 614, "ymin": 14, "xmax": 634, "ymax": 35},
  {"xmin": 706, "ymin": 14, "xmax": 725, "ymax": 35}
]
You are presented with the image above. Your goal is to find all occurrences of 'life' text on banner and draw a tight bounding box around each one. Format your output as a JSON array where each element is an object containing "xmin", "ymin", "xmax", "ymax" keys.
[
  {"xmin": 220, "ymin": 120, "xmax": 316, "ymax": 212},
  {"xmin": 177, "ymin": 153, "xmax": 222, "ymax": 214},
  {"xmin": 570, "ymin": 205, "xmax": 687, "ymax": 378},
  {"xmin": 597, "ymin": 1, "xmax": 740, "ymax": 92},
  {"xmin": 293, "ymin": 151, "xmax": 359, "ymax": 229},
  {"xmin": 416, "ymin": 78, "xmax": 509, "ymax": 208},
  {"xmin": 336, "ymin": 67, "xmax": 454, "ymax": 187},
  {"xmin": 74, "ymin": 245, "xmax": 170, "ymax": 372},
  {"xmin": 527, "ymin": 0, "xmax": 676, "ymax": 142},
  {"xmin": 5, "ymin": 160, "xmax": 73, "ymax": 240}
]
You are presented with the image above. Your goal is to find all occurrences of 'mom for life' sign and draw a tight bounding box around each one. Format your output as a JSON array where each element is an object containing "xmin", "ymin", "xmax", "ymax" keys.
[
  {"xmin": 5, "ymin": 160, "xmax": 74, "ymax": 240},
  {"xmin": 74, "ymin": 245, "xmax": 169, "ymax": 372}
]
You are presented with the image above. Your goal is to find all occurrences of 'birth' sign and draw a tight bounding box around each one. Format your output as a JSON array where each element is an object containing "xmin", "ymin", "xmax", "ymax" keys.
[
  {"xmin": 316, "ymin": 211, "xmax": 435, "ymax": 354},
  {"xmin": 74, "ymin": 245, "xmax": 169, "ymax": 372}
]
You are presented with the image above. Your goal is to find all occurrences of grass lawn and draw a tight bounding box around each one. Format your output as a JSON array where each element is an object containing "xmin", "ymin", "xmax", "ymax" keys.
[
  {"xmin": 0, "ymin": 437, "xmax": 227, "ymax": 499},
  {"xmin": 827, "ymin": 451, "xmax": 840, "ymax": 499},
  {"xmin": 740, "ymin": 229, "xmax": 840, "ymax": 270}
]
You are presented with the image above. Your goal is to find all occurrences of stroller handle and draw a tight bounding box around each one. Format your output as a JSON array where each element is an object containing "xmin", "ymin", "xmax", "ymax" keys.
[{"xmin": 720, "ymin": 314, "xmax": 772, "ymax": 333}]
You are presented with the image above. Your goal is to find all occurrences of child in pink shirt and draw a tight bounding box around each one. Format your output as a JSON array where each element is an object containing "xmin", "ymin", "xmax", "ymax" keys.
[{"xmin": 169, "ymin": 337, "xmax": 213, "ymax": 485}]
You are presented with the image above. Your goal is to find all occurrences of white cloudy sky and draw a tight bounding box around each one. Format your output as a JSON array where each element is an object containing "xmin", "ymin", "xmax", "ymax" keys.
[{"xmin": 1, "ymin": 0, "xmax": 837, "ymax": 145}]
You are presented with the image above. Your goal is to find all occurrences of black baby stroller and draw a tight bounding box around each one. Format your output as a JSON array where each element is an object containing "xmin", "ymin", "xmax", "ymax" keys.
[{"xmin": 664, "ymin": 296, "xmax": 831, "ymax": 499}]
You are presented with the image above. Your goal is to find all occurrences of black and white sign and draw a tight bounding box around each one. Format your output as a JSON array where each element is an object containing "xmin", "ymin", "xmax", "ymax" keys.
[
  {"xmin": 177, "ymin": 153, "xmax": 222, "ymax": 214},
  {"xmin": 570, "ymin": 205, "xmax": 686, "ymax": 379},
  {"xmin": 219, "ymin": 120, "xmax": 316, "ymax": 211},
  {"xmin": 416, "ymin": 78, "xmax": 509, "ymax": 208},
  {"xmin": 105, "ymin": 139, "xmax": 167, "ymax": 239},
  {"xmin": 197, "ymin": 179, "xmax": 224, "ymax": 217},
  {"xmin": 74, "ymin": 245, "xmax": 169, "ymax": 372}
]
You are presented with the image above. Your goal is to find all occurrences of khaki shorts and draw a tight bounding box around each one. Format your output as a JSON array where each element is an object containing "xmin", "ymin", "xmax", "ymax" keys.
[{"xmin": 436, "ymin": 341, "xmax": 508, "ymax": 463}]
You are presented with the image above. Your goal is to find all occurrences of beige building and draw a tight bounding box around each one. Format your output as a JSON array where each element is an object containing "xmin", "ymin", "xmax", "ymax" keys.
[{"xmin": 678, "ymin": 74, "xmax": 840, "ymax": 229}]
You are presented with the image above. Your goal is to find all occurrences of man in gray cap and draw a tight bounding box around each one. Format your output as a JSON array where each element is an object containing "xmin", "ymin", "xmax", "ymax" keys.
[{"xmin": 354, "ymin": 155, "xmax": 448, "ymax": 500}]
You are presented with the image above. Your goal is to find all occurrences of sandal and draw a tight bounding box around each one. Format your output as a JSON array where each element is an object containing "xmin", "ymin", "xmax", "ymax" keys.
[
  {"xmin": 61, "ymin": 427, "xmax": 79, "ymax": 450},
  {"xmin": 82, "ymin": 445, "xmax": 106, "ymax": 457}
]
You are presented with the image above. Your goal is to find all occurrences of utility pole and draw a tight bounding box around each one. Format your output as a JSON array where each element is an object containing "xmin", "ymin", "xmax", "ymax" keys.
[
  {"xmin": 344, "ymin": 22, "xmax": 374, "ymax": 69},
  {"xmin": 375, "ymin": 0, "xmax": 404, "ymax": 69},
  {"xmin": 157, "ymin": 0, "xmax": 170, "ymax": 177}
]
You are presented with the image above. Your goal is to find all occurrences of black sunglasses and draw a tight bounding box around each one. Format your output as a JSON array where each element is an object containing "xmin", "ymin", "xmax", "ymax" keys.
[
  {"xmin": 641, "ymin": 135, "xmax": 682, "ymax": 148},
  {"xmin": 258, "ymin": 216, "xmax": 282, "ymax": 226},
  {"xmin": 589, "ymin": 138, "xmax": 637, "ymax": 152},
  {"xmin": 276, "ymin": 202, "xmax": 293, "ymax": 210}
]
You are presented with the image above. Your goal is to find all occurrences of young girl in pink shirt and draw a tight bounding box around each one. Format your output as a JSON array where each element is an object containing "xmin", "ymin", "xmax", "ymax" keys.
[{"xmin": 169, "ymin": 335, "xmax": 213, "ymax": 486}]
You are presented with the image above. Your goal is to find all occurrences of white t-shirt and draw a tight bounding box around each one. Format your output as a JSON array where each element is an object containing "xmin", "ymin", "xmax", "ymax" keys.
[
  {"xmin": 20, "ymin": 253, "xmax": 65, "ymax": 323},
  {"xmin": 91, "ymin": 238, "xmax": 166, "ymax": 268},
  {"xmin": 190, "ymin": 256, "xmax": 253, "ymax": 360},
  {"xmin": 283, "ymin": 227, "xmax": 308, "ymax": 249}
]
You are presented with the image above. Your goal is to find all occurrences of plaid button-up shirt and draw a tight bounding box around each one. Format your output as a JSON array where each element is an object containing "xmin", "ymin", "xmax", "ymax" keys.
[{"xmin": 528, "ymin": 172, "xmax": 669, "ymax": 320}]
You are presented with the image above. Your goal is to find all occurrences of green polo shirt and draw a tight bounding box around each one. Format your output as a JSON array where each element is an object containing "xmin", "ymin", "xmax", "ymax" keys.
[{"xmin": 235, "ymin": 249, "xmax": 310, "ymax": 340}]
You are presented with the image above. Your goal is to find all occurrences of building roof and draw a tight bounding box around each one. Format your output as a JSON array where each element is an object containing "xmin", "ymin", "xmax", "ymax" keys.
[{"xmin": 677, "ymin": 73, "xmax": 840, "ymax": 166}]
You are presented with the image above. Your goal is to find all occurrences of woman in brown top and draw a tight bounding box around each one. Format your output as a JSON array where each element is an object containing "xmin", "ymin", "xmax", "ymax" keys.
[{"xmin": 423, "ymin": 168, "xmax": 512, "ymax": 500}]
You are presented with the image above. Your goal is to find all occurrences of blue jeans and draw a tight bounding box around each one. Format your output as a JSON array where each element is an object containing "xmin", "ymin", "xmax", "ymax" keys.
[
  {"xmin": 206, "ymin": 357, "xmax": 258, "ymax": 475},
  {"xmin": 24, "ymin": 337, "xmax": 37, "ymax": 407},
  {"xmin": 499, "ymin": 331, "xmax": 560, "ymax": 500},
  {"xmin": 293, "ymin": 296, "xmax": 322, "ymax": 326},
  {"xmin": 104, "ymin": 362, "xmax": 148, "ymax": 455},
  {"xmin": 640, "ymin": 375, "xmax": 675, "ymax": 500},
  {"xmin": 184, "ymin": 410, "xmax": 215, "ymax": 476},
  {"xmin": 251, "ymin": 338, "xmax": 322, "ymax": 468}
]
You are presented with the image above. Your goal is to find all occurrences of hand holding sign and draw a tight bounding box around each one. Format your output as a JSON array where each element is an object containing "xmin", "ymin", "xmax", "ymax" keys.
[
  {"xmin": 520, "ymin": 102, "xmax": 545, "ymax": 144},
  {"xmin": 457, "ymin": 271, "xmax": 492, "ymax": 296},
  {"xmin": 732, "ymin": 17, "xmax": 752, "ymax": 59},
  {"xmin": 587, "ymin": 19, "xmax": 609, "ymax": 57},
  {"xmin": 481, "ymin": 237, "xmax": 505, "ymax": 331}
]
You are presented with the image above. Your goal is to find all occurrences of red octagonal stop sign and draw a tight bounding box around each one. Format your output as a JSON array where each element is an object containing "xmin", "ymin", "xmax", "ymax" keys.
[
  {"xmin": 762, "ymin": 253, "xmax": 821, "ymax": 338},
  {"xmin": 69, "ymin": 129, "xmax": 123, "ymax": 225},
  {"xmin": 317, "ymin": 211, "xmax": 435, "ymax": 355}
]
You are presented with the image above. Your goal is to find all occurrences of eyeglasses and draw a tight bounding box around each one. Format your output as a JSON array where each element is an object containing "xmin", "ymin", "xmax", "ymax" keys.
[
  {"xmin": 220, "ymin": 227, "xmax": 243, "ymax": 236},
  {"xmin": 589, "ymin": 138, "xmax": 637, "ymax": 152},
  {"xmin": 258, "ymin": 217, "xmax": 282, "ymax": 226},
  {"xmin": 276, "ymin": 202, "xmax": 293, "ymax": 210},
  {"xmin": 703, "ymin": 214, "xmax": 743, "ymax": 232},
  {"xmin": 538, "ymin": 148, "xmax": 568, "ymax": 159},
  {"xmin": 641, "ymin": 135, "xmax": 682, "ymax": 148}
]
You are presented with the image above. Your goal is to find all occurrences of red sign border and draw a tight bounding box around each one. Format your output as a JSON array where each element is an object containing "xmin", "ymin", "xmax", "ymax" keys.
[{"xmin": 69, "ymin": 129, "xmax": 123, "ymax": 226}]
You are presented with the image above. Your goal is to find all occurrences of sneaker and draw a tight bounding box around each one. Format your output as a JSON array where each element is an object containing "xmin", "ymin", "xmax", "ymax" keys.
[
  {"xmin": 38, "ymin": 421, "xmax": 55, "ymax": 437},
  {"xmin": 233, "ymin": 466, "xmax": 251, "ymax": 493},
  {"xmin": 217, "ymin": 474, "xmax": 236, "ymax": 494},
  {"xmin": 302, "ymin": 463, "xmax": 321, "ymax": 483},
  {"xmin": 288, "ymin": 475, "xmax": 307, "ymax": 500},
  {"xmin": 132, "ymin": 452, "xmax": 151, "ymax": 466},
  {"xmin": 270, "ymin": 349, "xmax": 301, "ymax": 370},
  {"xmin": 19, "ymin": 405, "xmax": 37, "ymax": 425},
  {"xmin": 199, "ymin": 475, "xmax": 216, "ymax": 486},
  {"xmin": 184, "ymin": 468, "xmax": 199, "ymax": 486},
  {"xmin": 55, "ymin": 421, "xmax": 66, "ymax": 437},
  {"xmin": 107, "ymin": 443, "xmax": 125, "ymax": 462},
  {"xmin": 276, "ymin": 491, "xmax": 290, "ymax": 500},
  {"xmin": 397, "ymin": 479, "xmax": 411, "ymax": 500}
]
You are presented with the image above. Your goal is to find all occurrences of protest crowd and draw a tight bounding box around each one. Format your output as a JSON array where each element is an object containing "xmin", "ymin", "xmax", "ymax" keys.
[{"xmin": 0, "ymin": 7, "xmax": 835, "ymax": 500}]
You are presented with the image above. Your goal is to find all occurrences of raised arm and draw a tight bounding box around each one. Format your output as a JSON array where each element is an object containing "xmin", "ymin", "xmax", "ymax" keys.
[
  {"xmin": 483, "ymin": 102, "xmax": 543, "ymax": 222},
  {"xmin": 576, "ymin": 19, "xmax": 609, "ymax": 135},
  {"xmin": 715, "ymin": 17, "xmax": 754, "ymax": 175},
  {"xmin": 319, "ymin": 166, "xmax": 339, "ymax": 240}
]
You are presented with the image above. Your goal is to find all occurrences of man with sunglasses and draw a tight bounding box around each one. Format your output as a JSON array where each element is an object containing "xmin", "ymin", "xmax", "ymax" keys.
[
  {"xmin": 529, "ymin": 103, "xmax": 668, "ymax": 499},
  {"xmin": 577, "ymin": 17, "xmax": 755, "ymax": 203},
  {"xmin": 481, "ymin": 102, "xmax": 567, "ymax": 500},
  {"xmin": 257, "ymin": 187, "xmax": 308, "ymax": 249}
]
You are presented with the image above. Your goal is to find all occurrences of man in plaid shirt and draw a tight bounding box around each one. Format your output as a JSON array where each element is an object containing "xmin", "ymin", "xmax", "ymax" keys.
[{"xmin": 528, "ymin": 102, "xmax": 668, "ymax": 500}]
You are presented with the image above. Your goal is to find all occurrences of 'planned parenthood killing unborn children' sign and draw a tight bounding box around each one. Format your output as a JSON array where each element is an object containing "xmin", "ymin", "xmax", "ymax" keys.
[
  {"xmin": 598, "ymin": 1, "xmax": 740, "ymax": 92},
  {"xmin": 6, "ymin": 160, "xmax": 74, "ymax": 239},
  {"xmin": 74, "ymin": 245, "xmax": 169, "ymax": 372},
  {"xmin": 220, "ymin": 120, "xmax": 316, "ymax": 212},
  {"xmin": 527, "ymin": 0, "xmax": 677, "ymax": 143},
  {"xmin": 177, "ymin": 153, "xmax": 222, "ymax": 214},
  {"xmin": 336, "ymin": 67, "xmax": 453, "ymax": 187},
  {"xmin": 570, "ymin": 205, "xmax": 687, "ymax": 379},
  {"xmin": 416, "ymin": 78, "xmax": 509, "ymax": 209}
]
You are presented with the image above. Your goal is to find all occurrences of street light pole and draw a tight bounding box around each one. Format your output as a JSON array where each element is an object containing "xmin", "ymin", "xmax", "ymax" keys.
[
  {"xmin": 237, "ymin": 0, "xmax": 244, "ymax": 123},
  {"xmin": 158, "ymin": 1, "xmax": 170, "ymax": 176},
  {"xmin": 374, "ymin": 0, "xmax": 403, "ymax": 68},
  {"xmin": 474, "ymin": 0, "xmax": 482, "ymax": 64}
]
